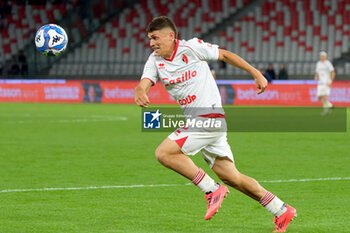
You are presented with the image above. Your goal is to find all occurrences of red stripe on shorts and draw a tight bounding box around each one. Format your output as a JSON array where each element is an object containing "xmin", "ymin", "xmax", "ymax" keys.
[
  {"xmin": 197, "ymin": 113, "xmax": 225, "ymax": 118},
  {"xmin": 175, "ymin": 136, "xmax": 188, "ymax": 148}
]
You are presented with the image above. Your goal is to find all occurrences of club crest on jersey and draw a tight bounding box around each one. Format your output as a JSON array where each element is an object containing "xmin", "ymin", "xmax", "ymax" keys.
[
  {"xmin": 158, "ymin": 63, "xmax": 165, "ymax": 69},
  {"xmin": 182, "ymin": 54, "xmax": 188, "ymax": 64}
]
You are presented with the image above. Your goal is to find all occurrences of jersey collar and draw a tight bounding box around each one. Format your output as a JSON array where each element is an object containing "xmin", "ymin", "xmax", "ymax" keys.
[{"xmin": 163, "ymin": 39, "xmax": 179, "ymax": 62}]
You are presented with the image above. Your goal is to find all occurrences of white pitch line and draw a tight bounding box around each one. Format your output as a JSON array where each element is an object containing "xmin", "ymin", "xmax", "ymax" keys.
[
  {"xmin": 259, "ymin": 177, "xmax": 350, "ymax": 183},
  {"xmin": 0, "ymin": 183, "xmax": 188, "ymax": 193},
  {"xmin": 0, "ymin": 177, "xmax": 349, "ymax": 193}
]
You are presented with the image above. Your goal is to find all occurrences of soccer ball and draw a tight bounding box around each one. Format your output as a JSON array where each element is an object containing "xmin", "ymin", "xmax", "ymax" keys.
[{"xmin": 35, "ymin": 24, "xmax": 68, "ymax": 56}]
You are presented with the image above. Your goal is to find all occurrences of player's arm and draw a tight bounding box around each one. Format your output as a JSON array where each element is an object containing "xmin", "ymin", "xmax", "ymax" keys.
[
  {"xmin": 134, "ymin": 79, "xmax": 153, "ymax": 108},
  {"xmin": 330, "ymin": 71, "xmax": 336, "ymax": 83},
  {"xmin": 218, "ymin": 49, "xmax": 267, "ymax": 94},
  {"xmin": 314, "ymin": 72, "xmax": 318, "ymax": 81}
]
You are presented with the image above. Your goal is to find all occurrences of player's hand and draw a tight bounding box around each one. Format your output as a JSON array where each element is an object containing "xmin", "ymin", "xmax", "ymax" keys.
[
  {"xmin": 253, "ymin": 72, "xmax": 268, "ymax": 94},
  {"xmin": 134, "ymin": 79, "xmax": 153, "ymax": 108},
  {"xmin": 134, "ymin": 91, "xmax": 150, "ymax": 108}
]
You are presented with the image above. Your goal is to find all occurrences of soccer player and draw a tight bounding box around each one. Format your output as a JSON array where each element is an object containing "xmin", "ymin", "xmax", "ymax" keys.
[
  {"xmin": 134, "ymin": 16, "xmax": 296, "ymax": 232},
  {"xmin": 315, "ymin": 51, "xmax": 336, "ymax": 115}
]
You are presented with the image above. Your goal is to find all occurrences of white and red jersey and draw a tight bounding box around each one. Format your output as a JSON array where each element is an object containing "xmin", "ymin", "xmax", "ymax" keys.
[
  {"xmin": 315, "ymin": 60, "xmax": 334, "ymax": 85},
  {"xmin": 141, "ymin": 38, "xmax": 224, "ymax": 116}
]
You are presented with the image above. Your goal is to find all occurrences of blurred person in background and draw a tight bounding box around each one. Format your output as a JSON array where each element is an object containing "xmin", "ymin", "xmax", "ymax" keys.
[
  {"xmin": 260, "ymin": 68, "xmax": 273, "ymax": 83},
  {"xmin": 315, "ymin": 51, "xmax": 335, "ymax": 115},
  {"xmin": 8, "ymin": 58, "xmax": 20, "ymax": 77},
  {"xmin": 278, "ymin": 64, "xmax": 288, "ymax": 80},
  {"xmin": 18, "ymin": 51, "xmax": 28, "ymax": 77},
  {"xmin": 266, "ymin": 63, "xmax": 276, "ymax": 80}
]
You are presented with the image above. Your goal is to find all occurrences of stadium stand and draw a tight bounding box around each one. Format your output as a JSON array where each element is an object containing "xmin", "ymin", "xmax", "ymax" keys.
[
  {"xmin": 50, "ymin": 0, "xmax": 251, "ymax": 76},
  {"xmin": 210, "ymin": 0, "xmax": 350, "ymax": 76}
]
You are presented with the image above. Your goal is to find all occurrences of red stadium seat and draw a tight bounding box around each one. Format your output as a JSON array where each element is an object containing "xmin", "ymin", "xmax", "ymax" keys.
[{"xmin": 210, "ymin": 0, "xmax": 350, "ymax": 75}]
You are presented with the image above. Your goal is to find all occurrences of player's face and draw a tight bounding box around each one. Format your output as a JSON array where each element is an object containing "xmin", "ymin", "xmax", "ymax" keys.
[
  {"xmin": 88, "ymin": 85, "xmax": 96, "ymax": 102},
  {"xmin": 148, "ymin": 29, "xmax": 175, "ymax": 57},
  {"xmin": 320, "ymin": 55, "xmax": 327, "ymax": 61}
]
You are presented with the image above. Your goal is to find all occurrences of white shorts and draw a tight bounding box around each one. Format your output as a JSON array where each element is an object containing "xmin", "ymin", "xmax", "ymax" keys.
[
  {"xmin": 168, "ymin": 128, "xmax": 234, "ymax": 168},
  {"xmin": 317, "ymin": 84, "xmax": 331, "ymax": 97}
]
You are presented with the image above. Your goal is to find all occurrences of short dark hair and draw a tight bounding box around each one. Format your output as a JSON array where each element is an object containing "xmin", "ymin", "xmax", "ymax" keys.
[{"xmin": 146, "ymin": 16, "xmax": 177, "ymax": 39}]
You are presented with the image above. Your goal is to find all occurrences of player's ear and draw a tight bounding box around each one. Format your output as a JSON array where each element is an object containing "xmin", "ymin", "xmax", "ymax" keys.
[{"xmin": 169, "ymin": 31, "xmax": 175, "ymax": 41}]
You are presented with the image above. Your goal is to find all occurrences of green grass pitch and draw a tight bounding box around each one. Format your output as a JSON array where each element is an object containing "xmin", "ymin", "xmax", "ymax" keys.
[{"xmin": 0, "ymin": 103, "xmax": 349, "ymax": 233}]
